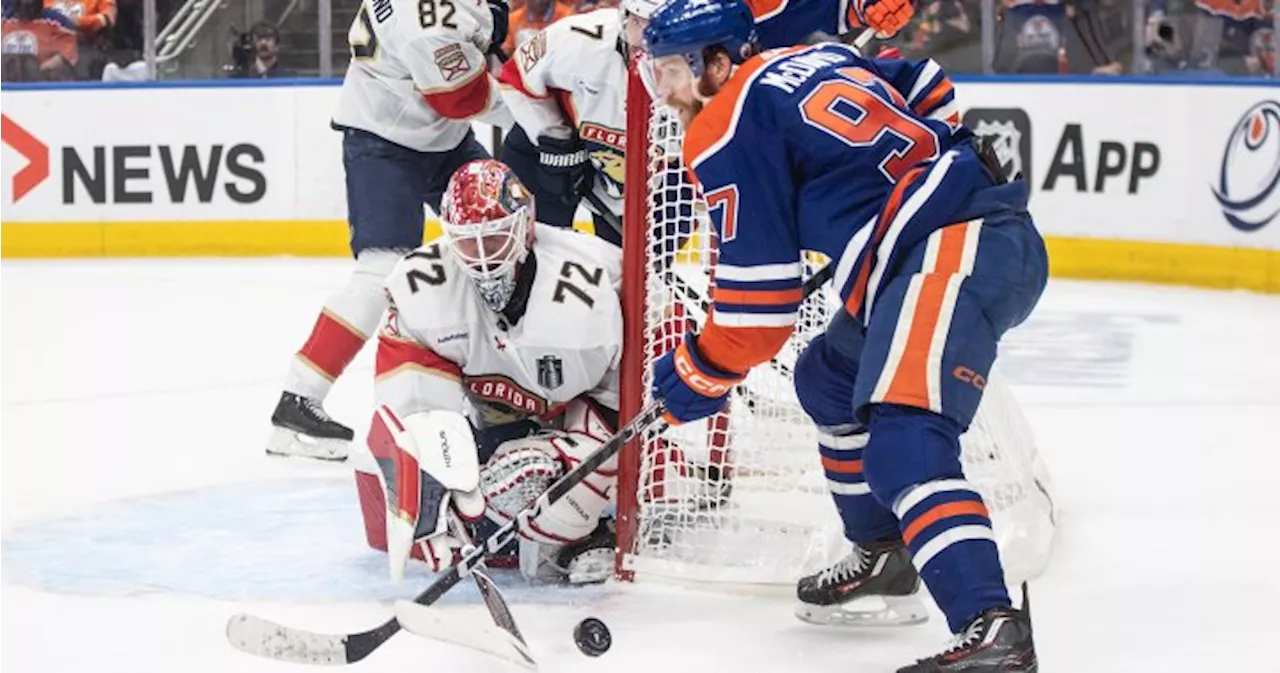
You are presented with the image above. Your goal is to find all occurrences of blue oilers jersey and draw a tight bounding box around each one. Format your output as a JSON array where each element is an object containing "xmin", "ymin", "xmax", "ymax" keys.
[
  {"xmin": 684, "ymin": 43, "xmax": 991, "ymax": 374},
  {"xmin": 746, "ymin": 0, "xmax": 856, "ymax": 47}
]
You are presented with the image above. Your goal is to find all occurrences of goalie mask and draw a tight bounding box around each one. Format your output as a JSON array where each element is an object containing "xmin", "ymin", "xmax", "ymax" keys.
[{"xmin": 440, "ymin": 160, "xmax": 536, "ymax": 312}]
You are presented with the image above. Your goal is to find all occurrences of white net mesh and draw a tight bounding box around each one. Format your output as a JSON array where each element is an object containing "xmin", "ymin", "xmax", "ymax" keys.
[{"xmin": 619, "ymin": 84, "xmax": 1056, "ymax": 588}]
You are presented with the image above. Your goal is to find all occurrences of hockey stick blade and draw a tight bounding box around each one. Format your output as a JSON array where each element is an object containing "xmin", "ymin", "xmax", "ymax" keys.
[
  {"xmin": 225, "ymin": 612, "xmax": 398, "ymax": 665},
  {"xmin": 394, "ymin": 601, "xmax": 535, "ymax": 670},
  {"xmin": 394, "ymin": 569, "xmax": 537, "ymax": 669},
  {"xmin": 394, "ymin": 602, "xmax": 536, "ymax": 669},
  {"xmin": 225, "ymin": 402, "xmax": 665, "ymax": 666}
]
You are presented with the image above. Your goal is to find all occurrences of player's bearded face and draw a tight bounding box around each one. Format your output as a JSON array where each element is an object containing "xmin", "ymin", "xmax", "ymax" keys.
[{"xmin": 653, "ymin": 55, "xmax": 702, "ymax": 127}]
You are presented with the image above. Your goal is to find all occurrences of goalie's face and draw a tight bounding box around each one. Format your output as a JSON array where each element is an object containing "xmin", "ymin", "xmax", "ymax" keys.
[
  {"xmin": 449, "ymin": 224, "xmax": 526, "ymax": 273},
  {"xmin": 441, "ymin": 160, "xmax": 536, "ymax": 312}
]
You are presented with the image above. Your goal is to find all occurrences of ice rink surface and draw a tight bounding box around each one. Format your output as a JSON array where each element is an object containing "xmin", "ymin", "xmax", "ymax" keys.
[{"xmin": 3, "ymin": 258, "xmax": 1277, "ymax": 672}]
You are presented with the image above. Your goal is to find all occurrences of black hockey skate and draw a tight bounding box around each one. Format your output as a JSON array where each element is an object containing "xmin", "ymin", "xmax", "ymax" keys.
[
  {"xmin": 898, "ymin": 585, "xmax": 1037, "ymax": 672},
  {"xmin": 265, "ymin": 391, "xmax": 354, "ymax": 461},
  {"xmin": 795, "ymin": 538, "xmax": 928, "ymax": 627}
]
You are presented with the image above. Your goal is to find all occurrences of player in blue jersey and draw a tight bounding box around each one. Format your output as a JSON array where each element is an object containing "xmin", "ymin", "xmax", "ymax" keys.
[{"xmin": 643, "ymin": 1, "xmax": 1047, "ymax": 671}]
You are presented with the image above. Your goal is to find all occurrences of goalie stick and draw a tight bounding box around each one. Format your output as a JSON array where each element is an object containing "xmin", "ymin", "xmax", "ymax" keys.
[
  {"xmin": 394, "ymin": 517, "xmax": 538, "ymax": 668},
  {"xmin": 225, "ymin": 401, "xmax": 667, "ymax": 666},
  {"xmin": 393, "ymin": 568, "xmax": 536, "ymax": 669}
]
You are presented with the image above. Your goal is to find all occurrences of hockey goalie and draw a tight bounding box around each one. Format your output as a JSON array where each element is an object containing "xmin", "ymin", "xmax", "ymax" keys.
[{"xmin": 353, "ymin": 159, "xmax": 624, "ymax": 585}]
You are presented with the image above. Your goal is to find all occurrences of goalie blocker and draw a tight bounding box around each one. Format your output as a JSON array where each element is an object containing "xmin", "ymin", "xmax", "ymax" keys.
[{"xmin": 354, "ymin": 398, "xmax": 620, "ymax": 584}]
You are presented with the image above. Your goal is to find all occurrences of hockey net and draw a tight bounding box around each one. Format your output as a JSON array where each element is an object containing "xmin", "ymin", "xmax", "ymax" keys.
[{"xmin": 615, "ymin": 65, "xmax": 1057, "ymax": 587}]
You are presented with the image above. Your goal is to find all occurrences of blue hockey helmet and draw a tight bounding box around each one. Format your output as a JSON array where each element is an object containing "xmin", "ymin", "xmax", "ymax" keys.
[{"xmin": 643, "ymin": 0, "xmax": 759, "ymax": 76}]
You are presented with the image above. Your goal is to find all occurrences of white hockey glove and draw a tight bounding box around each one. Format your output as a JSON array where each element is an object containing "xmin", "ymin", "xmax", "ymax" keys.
[
  {"xmin": 479, "ymin": 399, "xmax": 617, "ymax": 546},
  {"xmin": 367, "ymin": 406, "xmax": 486, "ymax": 581}
]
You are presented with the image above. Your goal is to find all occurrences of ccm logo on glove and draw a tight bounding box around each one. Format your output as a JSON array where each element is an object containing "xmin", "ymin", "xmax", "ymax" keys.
[{"xmin": 674, "ymin": 344, "xmax": 738, "ymax": 396}]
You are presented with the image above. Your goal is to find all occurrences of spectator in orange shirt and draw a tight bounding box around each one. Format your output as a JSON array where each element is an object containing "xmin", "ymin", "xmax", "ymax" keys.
[
  {"xmin": 2, "ymin": 0, "xmax": 77, "ymax": 80},
  {"xmin": 571, "ymin": 0, "xmax": 618, "ymax": 12},
  {"xmin": 44, "ymin": 0, "xmax": 113, "ymax": 36},
  {"xmin": 502, "ymin": 0, "xmax": 573, "ymax": 55}
]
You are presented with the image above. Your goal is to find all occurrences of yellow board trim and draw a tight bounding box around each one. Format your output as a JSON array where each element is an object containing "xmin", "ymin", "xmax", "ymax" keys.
[
  {"xmin": 1043, "ymin": 237, "xmax": 1280, "ymax": 294},
  {"xmin": 0, "ymin": 220, "xmax": 446, "ymax": 258},
  {"xmin": 2, "ymin": 221, "xmax": 1277, "ymax": 293}
]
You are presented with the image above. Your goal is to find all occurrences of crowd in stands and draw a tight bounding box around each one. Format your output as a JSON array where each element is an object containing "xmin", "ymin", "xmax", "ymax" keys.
[
  {"xmin": 896, "ymin": 0, "xmax": 1275, "ymax": 76},
  {"xmin": 1, "ymin": 0, "xmax": 172, "ymax": 81},
  {"xmin": 1, "ymin": 0, "xmax": 1272, "ymax": 82},
  {"xmin": 223, "ymin": 20, "xmax": 294, "ymax": 78}
]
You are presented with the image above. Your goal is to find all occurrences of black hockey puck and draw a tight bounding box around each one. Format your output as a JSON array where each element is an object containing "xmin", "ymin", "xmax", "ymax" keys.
[{"xmin": 573, "ymin": 617, "xmax": 611, "ymax": 657}]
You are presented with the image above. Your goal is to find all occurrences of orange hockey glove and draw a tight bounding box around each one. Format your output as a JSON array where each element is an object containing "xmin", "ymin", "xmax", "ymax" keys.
[{"xmin": 854, "ymin": 0, "xmax": 914, "ymax": 39}]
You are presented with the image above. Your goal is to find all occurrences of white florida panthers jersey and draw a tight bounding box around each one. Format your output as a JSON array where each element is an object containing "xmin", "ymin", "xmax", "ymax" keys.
[
  {"xmin": 497, "ymin": 8, "xmax": 627, "ymax": 215},
  {"xmin": 332, "ymin": 0, "xmax": 509, "ymax": 152},
  {"xmin": 376, "ymin": 225, "xmax": 623, "ymax": 425}
]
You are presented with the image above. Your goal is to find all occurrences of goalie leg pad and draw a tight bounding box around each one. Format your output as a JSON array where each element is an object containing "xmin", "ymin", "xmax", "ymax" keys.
[
  {"xmin": 367, "ymin": 406, "xmax": 484, "ymax": 580},
  {"xmin": 863, "ymin": 404, "xmax": 1010, "ymax": 632}
]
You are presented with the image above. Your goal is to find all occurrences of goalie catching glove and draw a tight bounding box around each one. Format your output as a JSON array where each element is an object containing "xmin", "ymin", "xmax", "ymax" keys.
[
  {"xmin": 367, "ymin": 406, "xmax": 487, "ymax": 581},
  {"xmin": 479, "ymin": 399, "xmax": 617, "ymax": 546}
]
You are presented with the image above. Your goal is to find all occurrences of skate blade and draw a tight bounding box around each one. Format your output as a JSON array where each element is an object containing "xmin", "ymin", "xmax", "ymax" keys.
[
  {"xmin": 795, "ymin": 594, "xmax": 930, "ymax": 628},
  {"xmin": 265, "ymin": 426, "xmax": 349, "ymax": 461}
]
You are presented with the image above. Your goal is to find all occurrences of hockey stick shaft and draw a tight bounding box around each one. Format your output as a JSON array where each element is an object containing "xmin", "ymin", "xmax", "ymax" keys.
[
  {"xmin": 226, "ymin": 401, "xmax": 667, "ymax": 665},
  {"xmin": 584, "ymin": 190, "xmax": 623, "ymax": 239},
  {"xmin": 853, "ymin": 26, "xmax": 877, "ymax": 50}
]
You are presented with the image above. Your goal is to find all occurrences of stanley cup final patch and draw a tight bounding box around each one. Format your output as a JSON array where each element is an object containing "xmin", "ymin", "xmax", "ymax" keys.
[{"xmin": 536, "ymin": 355, "xmax": 564, "ymax": 390}]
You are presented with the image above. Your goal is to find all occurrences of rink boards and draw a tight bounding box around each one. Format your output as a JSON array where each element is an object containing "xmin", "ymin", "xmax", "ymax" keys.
[{"xmin": 1, "ymin": 77, "xmax": 1277, "ymax": 291}]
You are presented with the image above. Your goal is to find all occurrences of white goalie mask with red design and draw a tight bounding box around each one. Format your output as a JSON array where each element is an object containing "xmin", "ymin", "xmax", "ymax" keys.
[{"xmin": 440, "ymin": 160, "xmax": 536, "ymax": 311}]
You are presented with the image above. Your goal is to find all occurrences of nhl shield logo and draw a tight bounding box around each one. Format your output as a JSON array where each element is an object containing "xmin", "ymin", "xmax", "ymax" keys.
[
  {"xmin": 962, "ymin": 108, "xmax": 1033, "ymax": 186},
  {"xmin": 973, "ymin": 120, "xmax": 1024, "ymax": 182},
  {"xmin": 536, "ymin": 355, "xmax": 564, "ymax": 390}
]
